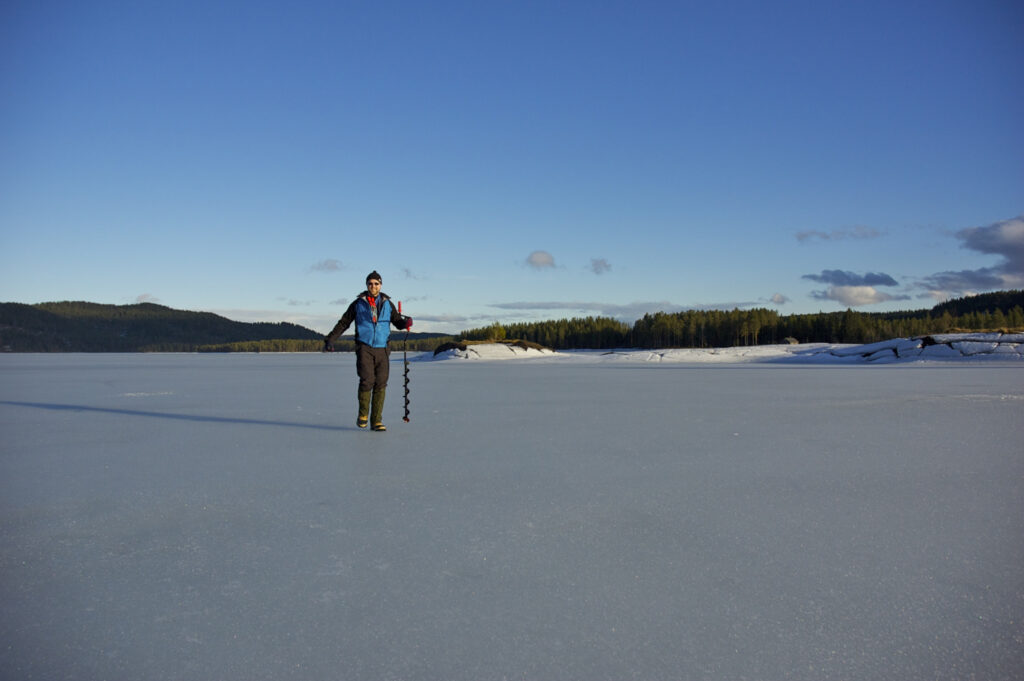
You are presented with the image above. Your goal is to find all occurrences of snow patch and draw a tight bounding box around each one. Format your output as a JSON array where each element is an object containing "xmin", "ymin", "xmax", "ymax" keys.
[
  {"xmin": 431, "ymin": 343, "xmax": 558, "ymax": 361},
  {"xmin": 953, "ymin": 341, "xmax": 1000, "ymax": 355},
  {"xmin": 422, "ymin": 334, "xmax": 1024, "ymax": 364}
]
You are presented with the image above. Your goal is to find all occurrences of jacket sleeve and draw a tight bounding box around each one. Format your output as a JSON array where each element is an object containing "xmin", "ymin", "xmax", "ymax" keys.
[
  {"xmin": 390, "ymin": 301, "xmax": 410, "ymax": 329},
  {"xmin": 326, "ymin": 300, "xmax": 358, "ymax": 342}
]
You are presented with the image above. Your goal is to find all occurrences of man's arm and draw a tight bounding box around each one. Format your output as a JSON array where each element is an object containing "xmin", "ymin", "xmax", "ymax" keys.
[
  {"xmin": 326, "ymin": 300, "xmax": 359, "ymax": 343},
  {"xmin": 390, "ymin": 302, "xmax": 412, "ymax": 330}
]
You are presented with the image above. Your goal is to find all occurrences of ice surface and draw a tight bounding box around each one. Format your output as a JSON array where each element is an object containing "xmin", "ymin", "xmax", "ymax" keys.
[{"xmin": 2, "ymin": 353, "xmax": 1023, "ymax": 680}]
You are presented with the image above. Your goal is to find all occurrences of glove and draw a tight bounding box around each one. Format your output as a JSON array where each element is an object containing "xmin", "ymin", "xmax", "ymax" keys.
[
  {"xmin": 323, "ymin": 337, "xmax": 334, "ymax": 352},
  {"xmin": 405, "ymin": 318, "xmax": 413, "ymax": 330}
]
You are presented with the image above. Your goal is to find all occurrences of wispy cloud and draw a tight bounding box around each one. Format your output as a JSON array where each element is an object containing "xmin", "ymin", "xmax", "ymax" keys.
[
  {"xmin": 308, "ymin": 259, "xmax": 343, "ymax": 273},
  {"xmin": 491, "ymin": 300, "xmax": 676, "ymax": 318},
  {"xmin": 796, "ymin": 226, "xmax": 883, "ymax": 243},
  {"xmin": 207, "ymin": 308, "xmax": 337, "ymax": 332},
  {"xmin": 769, "ymin": 293, "xmax": 790, "ymax": 305},
  {"xmin": 411, "ymin": 313, "xmax": 472, "ymax": 323},
  {"xmin": 590, "ymin": 258, "xmax": 612, "ymax": 275},
  {"xmin": 525, "ymin": 251, "xmax": 556, "ymax": 269},
  {"xmin": 490, "ymin": 300, "xmax": 764, "ymax": 322},
  {"xmin": 802, "ymin": 270, "xmax": 899, "ymax": 287},
  {"xmin": 135, "ymin": 293, "xmax": 161, "ymax": 304},
  {"xmin": 402, "ymin": 268, "xmax": 424, "ymax": 280},
  {"xmin": 917, "ymin": 268, "xmax": 1003, "ymax": 295}
]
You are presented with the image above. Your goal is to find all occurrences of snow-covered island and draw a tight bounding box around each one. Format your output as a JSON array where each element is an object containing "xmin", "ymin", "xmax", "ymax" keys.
[{"xmin": 430, "ymin": 332, "xmax": 1024, "ymax": 363}]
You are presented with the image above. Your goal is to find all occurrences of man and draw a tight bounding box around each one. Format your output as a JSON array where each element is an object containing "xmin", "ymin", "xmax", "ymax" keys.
[{"xmin": 324, "ymin": 271, "xmax": 412, "ymax": 431}]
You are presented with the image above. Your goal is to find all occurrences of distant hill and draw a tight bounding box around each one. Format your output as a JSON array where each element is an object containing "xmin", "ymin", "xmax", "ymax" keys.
[
  {"xmin": 5, "ymin": 291, "xmax": 1022, "ymax": 352},
  {"xmin": 0, "ymin": 301, "xmax": 323, "ymax": 352}
]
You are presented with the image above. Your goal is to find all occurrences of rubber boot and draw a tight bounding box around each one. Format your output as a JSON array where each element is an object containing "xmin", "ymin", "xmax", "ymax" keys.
[
  {"xmin": 370, "ymin": 387, "xmax": 387, "ymax": 431},
  {"xmin": 357, "ymin": 390, "xmax": 371, "ymax": 428}
]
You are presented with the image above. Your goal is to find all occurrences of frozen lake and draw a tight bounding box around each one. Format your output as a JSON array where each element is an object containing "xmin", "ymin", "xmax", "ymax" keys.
[{"xmin": 2, "ymin": 353, "xmax": 1022, "ymax": 680}]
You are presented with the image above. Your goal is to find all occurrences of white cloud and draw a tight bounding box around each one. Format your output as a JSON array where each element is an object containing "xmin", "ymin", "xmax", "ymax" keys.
[
  {"xmin": 525, "ymin": 251, "xmax": 556, "ymax": 269},
  {"xmin": 135, "ymin": 293, "xmax": 161, "ymax": 304},
  {"xmin": 810, "ymin": 285, "xmax": 910, "ymax": 307},
  {"xmin": 769, "ymin": 293, "xmax": 790, "ymax": 305}
]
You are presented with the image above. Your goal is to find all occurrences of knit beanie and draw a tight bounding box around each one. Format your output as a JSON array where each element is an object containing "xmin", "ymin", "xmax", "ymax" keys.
[{"xmin": 366, "ymin": 271, "xmax": 382, "ymax": 284}]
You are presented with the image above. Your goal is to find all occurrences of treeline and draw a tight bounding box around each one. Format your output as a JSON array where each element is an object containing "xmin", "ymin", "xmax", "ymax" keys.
[
  {"xmin": 460, "ymin": 291, "xmax": 1024, "ymax": 349},
  {"xmin": 930, "ymin": 290, "xmax": 1024, "ymax": 317},
  {"xmin": 461, "ymin": 318, "xmax": 630, "ymax": 349},
  {"xmin": 199, "ymin": 335, "xmax": 454, "ymax": 353},
  {"xmin": 198, "ymin": 339, "xmax": 324, "ymax": 352}
]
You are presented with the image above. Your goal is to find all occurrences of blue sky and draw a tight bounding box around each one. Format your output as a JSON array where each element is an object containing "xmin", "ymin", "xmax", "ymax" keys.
[{"xmin": 2, "ymin": 1, "xmax": 1022, "ymax": 335}]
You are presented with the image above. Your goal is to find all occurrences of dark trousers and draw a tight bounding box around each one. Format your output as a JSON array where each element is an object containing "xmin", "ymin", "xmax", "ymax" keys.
[{"xmin": 356, "ymin": 344, "xmax": 390, "ymax": 392}]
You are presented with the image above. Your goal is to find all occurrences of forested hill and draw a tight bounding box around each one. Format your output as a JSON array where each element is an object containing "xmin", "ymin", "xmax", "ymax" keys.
[
  {"xmin": 460, "ymin": 290, "xmax": 1024, "ymax": 349},
  {"xmin": 4, "ymin": 290, "xmax": 1023, "ymax": 352},
  {"xmin": 928, "ymin": 290, "xmax": 1024, "ymax": 317},
  {"xmin": 0, "ymin": 301, "xmax": 323, "ymax": 352}
]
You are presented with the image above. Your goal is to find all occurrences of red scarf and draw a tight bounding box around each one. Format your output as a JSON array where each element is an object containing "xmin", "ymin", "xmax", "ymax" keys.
[{"xmin": 366, "ymin": 295, "xmax": 378, "ymax": 323}]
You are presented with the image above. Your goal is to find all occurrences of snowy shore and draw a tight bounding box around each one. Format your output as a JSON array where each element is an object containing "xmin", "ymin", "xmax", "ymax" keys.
[{"xmin": 430, "ymin": 332, "xmax": 1024, "ymax": 363}]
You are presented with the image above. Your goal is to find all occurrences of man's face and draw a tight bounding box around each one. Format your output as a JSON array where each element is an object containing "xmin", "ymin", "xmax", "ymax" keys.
[{"xmin": 367, "ymin": 280, "xmax": 381, "ymax": 295}]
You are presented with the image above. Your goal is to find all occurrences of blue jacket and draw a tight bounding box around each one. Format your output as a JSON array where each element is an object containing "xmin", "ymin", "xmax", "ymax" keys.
[{"xmin": 327, "ymin": 292, "xmax": 408, "ymax": 349}]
